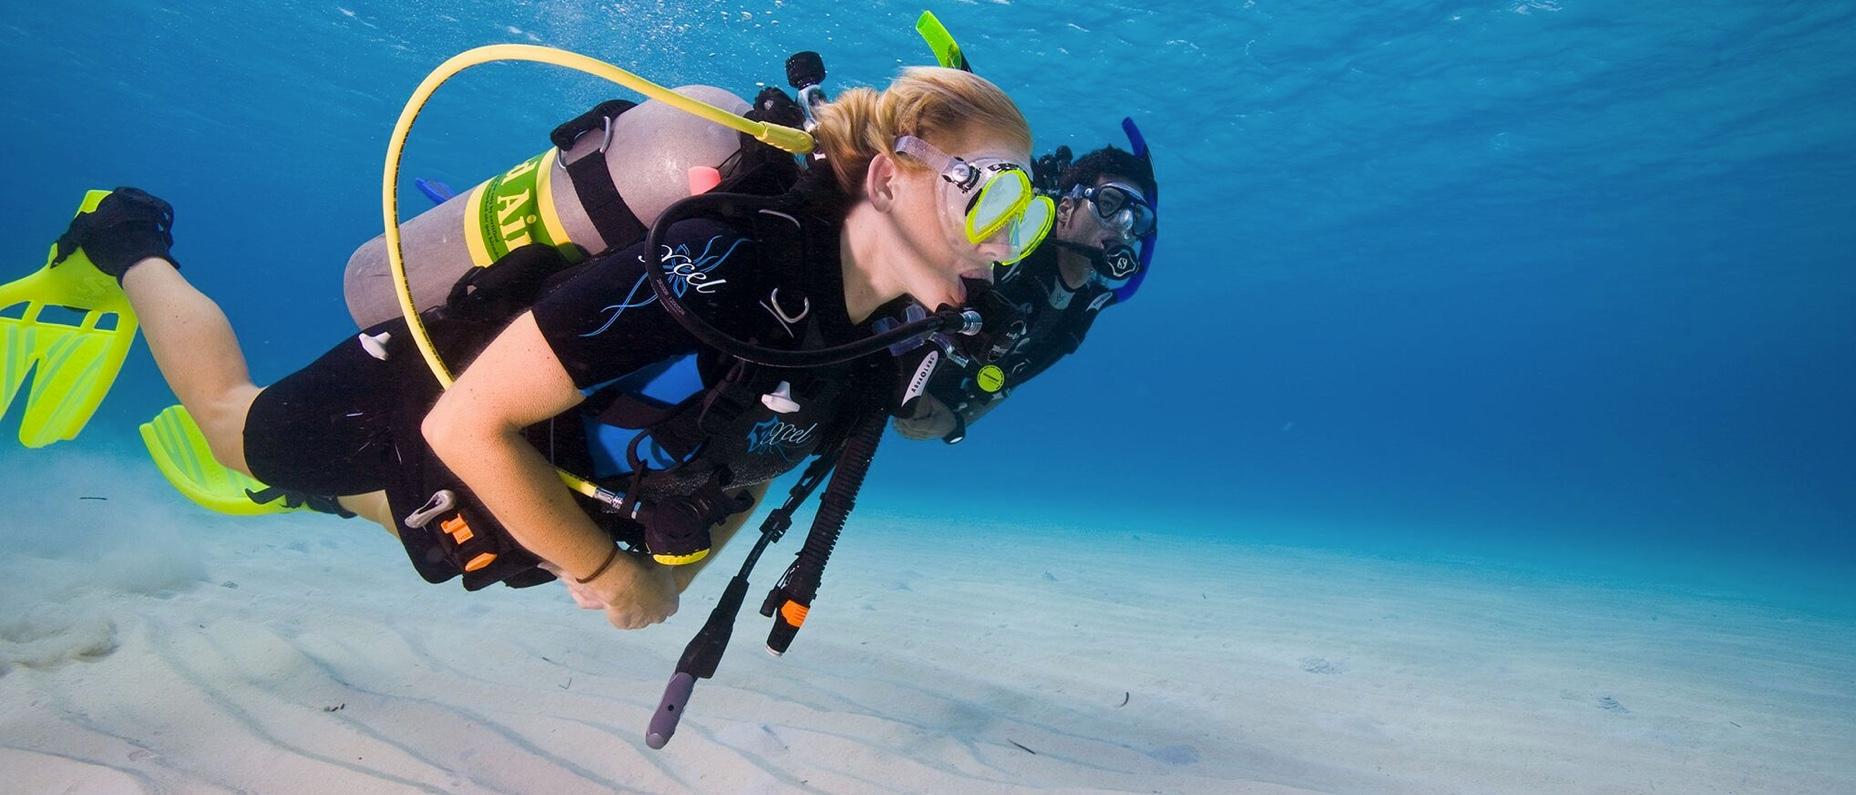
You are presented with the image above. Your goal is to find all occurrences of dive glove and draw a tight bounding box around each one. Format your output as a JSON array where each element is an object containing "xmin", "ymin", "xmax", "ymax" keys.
[{"xmin": 53, "ymin": 187, "xmax": 178, "ymax": 282}]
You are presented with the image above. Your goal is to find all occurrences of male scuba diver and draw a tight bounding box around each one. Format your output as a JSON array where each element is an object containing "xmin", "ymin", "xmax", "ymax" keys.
[{"xmin": 894, "ymin": 133, "xmax": 1158, "ymax": 442}]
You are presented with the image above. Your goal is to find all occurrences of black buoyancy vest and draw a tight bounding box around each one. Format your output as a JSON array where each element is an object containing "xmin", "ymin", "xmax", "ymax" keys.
[
  {"xmin": 587, "ymin": 172, "xmax": 884, "ymax": 497},
  {"xmin": 384, "ymin": 102, "xmax": 887, "ymax": 590}
]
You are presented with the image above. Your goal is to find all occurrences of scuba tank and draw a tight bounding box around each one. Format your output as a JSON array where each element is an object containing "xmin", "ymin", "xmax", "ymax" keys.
[{"xmin": 343, "ymin": 85, "xmax": 752, "ymax": 328}]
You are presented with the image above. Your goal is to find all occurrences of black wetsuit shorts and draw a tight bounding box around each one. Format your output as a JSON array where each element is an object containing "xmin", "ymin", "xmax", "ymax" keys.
[{"xmin": 242, "ymin": 316, "xmax": 438, "ymax": 498}]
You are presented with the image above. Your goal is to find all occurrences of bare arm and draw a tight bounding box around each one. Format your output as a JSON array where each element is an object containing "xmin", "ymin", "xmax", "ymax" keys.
[{"xmin": 422, "ymin": 312, "xmax": 676, "ymax": 628}]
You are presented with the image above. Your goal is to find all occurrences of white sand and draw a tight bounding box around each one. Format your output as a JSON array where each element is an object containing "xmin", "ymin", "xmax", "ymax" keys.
[{"xmin": 2, "ymin": 456, "xmax": 1853, "ymax": 793}]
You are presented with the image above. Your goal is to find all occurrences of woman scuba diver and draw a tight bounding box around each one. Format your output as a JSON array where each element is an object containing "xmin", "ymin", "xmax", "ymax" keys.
[{"xmin": 42, "ymin": 66, "xmax": 1051, "ymax": 632}]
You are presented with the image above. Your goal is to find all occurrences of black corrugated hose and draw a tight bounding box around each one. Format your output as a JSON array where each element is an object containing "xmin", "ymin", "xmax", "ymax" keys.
[{"xmin": 760, "ymin": 409, "xmax": 887, "ymax": 654}]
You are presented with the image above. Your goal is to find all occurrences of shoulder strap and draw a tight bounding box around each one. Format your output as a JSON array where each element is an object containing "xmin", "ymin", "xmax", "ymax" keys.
[{"xmin": 553, "ymin": 99, "xmax": 647, "ymax": 255}]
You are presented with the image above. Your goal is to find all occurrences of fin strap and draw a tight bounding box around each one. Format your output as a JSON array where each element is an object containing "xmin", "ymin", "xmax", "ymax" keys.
[{"xmin": 244, "ymin": 486, "xmax": 358, "ymax": 518}]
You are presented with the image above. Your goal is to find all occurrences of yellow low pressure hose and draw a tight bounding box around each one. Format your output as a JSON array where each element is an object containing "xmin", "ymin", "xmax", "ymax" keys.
[{"xmin": 380, "ymin": 43, "xmax": 815, "ymax": 508}]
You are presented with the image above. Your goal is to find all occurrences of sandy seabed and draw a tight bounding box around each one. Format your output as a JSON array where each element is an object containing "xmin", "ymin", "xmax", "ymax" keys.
[{"xmin": 1, "ymin": 461, "xmax": 1852, "ymax": 794}]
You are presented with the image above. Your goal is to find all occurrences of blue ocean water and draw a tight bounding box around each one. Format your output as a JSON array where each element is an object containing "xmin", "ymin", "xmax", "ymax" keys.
[{"xmin": 3, "ymin": 0, "xmax": 1852, "ymax": 612}]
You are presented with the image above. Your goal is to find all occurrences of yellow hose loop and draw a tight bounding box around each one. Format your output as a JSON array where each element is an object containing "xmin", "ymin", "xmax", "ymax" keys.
[{"xmin": 380, "ymin": 44, "xmax": 809, "ymax": 503}]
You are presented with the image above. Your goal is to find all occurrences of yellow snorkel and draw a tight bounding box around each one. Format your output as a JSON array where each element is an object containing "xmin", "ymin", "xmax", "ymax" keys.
[{"xmin": 379, "ymin": 44, "xmax": 814, "ymax": 537}]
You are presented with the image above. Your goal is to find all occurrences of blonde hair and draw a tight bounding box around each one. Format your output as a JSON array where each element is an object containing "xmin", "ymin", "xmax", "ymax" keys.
[{"xmin": 812, "ymin": 66, "xmax": 1032, "ymax": 195}]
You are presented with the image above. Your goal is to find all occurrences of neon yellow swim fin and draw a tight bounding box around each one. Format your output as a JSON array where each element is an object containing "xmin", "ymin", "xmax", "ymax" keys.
[
  {"xmin": 140, "ymin": 404, "xmax": 298, "ymax": 516},
  {"xmin": 0, "ymin": 190, "xmax": 141, "ymax": 447}
]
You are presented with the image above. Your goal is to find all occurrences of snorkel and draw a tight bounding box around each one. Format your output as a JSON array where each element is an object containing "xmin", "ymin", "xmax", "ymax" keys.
[
  {"xmin": 1115, "ymin": 116, "xmax": 1158, "ymax": 303},
  {"xmin": 923, "ymin": 10, "xmax": 1158, "ymax": 298}
]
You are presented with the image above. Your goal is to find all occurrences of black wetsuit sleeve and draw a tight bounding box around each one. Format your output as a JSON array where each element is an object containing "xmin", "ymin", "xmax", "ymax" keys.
[
  {"xmin": 1007, "ymin": 303, "xmax": 1101, "ymax": 386},
  {"xmin": 944, "ymin": 283, "xmax": 1109, "ymax": 429},
  {"xmin": 531, "ymin": 219, "xmax": 758, "ymax": 390}
]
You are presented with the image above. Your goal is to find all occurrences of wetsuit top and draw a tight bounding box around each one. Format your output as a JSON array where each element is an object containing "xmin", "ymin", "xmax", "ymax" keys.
[
  {"xmin": 914, "ymin": 244, "xmax": 1119, "ymax": 435},
  {"xmin": 990, "ymin": 244, "xmax": 1115, "ymax": 385},
  {"xmin": 534, "ymin": 218, "xmax": 769, "ymax": 389},
  {"xmin": 530, "ymin": 212, "xmax": 890, "ymax": 490}
]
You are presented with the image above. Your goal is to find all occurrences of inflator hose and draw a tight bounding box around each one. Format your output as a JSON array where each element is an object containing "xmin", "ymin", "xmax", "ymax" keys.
[
  {"xmin": 379, "ymin": 44, "xmax": 816, "ymax": 507},
  {"xmin": 761, "ymin": 409, "xmax": 886, "ymax": 654}
]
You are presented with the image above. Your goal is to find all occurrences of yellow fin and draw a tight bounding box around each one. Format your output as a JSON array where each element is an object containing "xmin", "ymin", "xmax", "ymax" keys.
[
  {"xmin": 1, "ymin": 190, "xmax": 140, "ymax": 447},
  {"xmin": 140, "ymin": 404, "xmax": 297, "ymax": 516}
]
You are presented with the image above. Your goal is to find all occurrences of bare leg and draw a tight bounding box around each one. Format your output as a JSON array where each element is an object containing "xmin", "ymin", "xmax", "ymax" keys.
[
  {"xmin": 119, "ymin": 257, "xmax": 263, "ymax": 476},
  {"xmin": 337, "ymin": 491, "xmax": 398, "ymax": 537},
  {"xmin": 117, "ymin": 258, "xmax": 397, "ymax": 534}
]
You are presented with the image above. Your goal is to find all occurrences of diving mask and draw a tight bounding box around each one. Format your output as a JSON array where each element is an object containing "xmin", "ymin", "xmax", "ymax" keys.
[
  {"xmin": 1055, "ymin": 180, "xmax": 1155, "ymax": 282},
  {"xmin": 1069, "ymin": 182, "xmax": 1155, "ymax": 239},
  {"xmin": 893, "ymin": 135, "xmax": 1054, "ymax": 266}
]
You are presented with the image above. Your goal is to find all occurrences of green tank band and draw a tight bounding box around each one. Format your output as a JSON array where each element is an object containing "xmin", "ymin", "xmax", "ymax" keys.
[{"xmin": 464, "ymin": 151, "xmax": 576, "ymax": 266}]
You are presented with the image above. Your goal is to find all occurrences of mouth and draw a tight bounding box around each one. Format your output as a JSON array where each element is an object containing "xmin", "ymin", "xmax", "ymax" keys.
[{"xmin": 955, "ymin": 268, "xmax": 993, "ymax": 304}]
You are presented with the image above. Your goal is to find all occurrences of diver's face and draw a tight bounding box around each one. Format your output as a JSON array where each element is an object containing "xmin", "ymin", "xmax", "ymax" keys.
[
  {"xmin": 886, "ymin": 134, "xmax": 1034, "ymax": 308},
  {"xmin": 1056, "ymin": 174, "xmax": 1145, "ymax": 252}
]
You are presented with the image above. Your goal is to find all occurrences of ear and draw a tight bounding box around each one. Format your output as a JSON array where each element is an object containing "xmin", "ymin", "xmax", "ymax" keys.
[
  {"xmin": 865, "ymin": 153, "xmax": 900, "ymax": 212},
  {"xmin": 1055, "ymin": 197, "xmax": 1075, "ymax": 226}
]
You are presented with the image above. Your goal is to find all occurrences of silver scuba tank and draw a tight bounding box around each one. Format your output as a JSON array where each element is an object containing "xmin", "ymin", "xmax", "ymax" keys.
[{"xmin": 342, "ymin": 85, "xmax": 752, "ymax": 328}]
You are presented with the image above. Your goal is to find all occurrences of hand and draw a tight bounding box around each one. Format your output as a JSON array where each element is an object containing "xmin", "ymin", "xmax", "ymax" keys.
[
  {"xmin": 539, "ymin": 561, "xmax": 608, "ymax": 610},
  {"xmin": 54, "ymin": 187, "xmax": 178, "ymax": 281},
  {"xmin": 585, "ymin": 554, "xmax": 680, "ymax": 630},
  {"xmin": 894, "ymin": 395, "xmax": 958, "ymax": 440}
]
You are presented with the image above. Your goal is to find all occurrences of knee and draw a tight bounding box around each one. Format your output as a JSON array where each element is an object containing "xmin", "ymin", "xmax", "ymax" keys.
[{"xmin": 199, "ymin": 385, "xmax": 263, "ymax": 476}]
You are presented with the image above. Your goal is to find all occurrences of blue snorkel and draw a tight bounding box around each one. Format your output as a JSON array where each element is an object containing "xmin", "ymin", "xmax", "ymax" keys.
[
  {"xmin": 413, "ymin": 177, "xmax": 455, "ymax": 206},
  {"xmin": 1116, "ymin": 117, "xmax": 1157, "ymax": 304}
]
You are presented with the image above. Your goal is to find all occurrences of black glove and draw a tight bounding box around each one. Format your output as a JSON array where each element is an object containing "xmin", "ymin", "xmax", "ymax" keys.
[{"xmin": 53, "ymin": 187, "xmax": 177, "ymax": 282}]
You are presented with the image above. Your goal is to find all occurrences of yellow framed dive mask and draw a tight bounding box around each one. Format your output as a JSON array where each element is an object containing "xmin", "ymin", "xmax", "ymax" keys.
[{"xmin": 893, "ymin": 135, "xmax": 1055, "ymax": 265}]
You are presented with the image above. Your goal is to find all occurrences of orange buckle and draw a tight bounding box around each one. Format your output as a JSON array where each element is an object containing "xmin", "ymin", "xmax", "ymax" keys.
[
  {"xmin": 440, "ymin": 515, "xmax": 474, "ymax": 544},
  {"xmin": 464, "ymin": 552, "xmax": 497, "ymax": 572}
]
